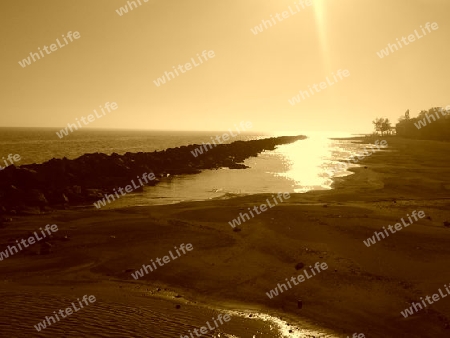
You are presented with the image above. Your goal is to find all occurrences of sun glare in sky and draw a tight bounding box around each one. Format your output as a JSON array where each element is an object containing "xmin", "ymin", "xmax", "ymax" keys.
[{"xmin": 313, "ymin": 0, "xmax": 330, "ymax": 72}]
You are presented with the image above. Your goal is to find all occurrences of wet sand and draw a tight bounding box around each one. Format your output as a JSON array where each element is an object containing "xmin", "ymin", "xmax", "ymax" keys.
[{"xmin": 1, "ymin": 136, "xmax": 450, "ymax": 337}]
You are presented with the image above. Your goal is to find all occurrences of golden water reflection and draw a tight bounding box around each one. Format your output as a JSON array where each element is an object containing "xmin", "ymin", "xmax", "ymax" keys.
[{"xmin": 269, "ymin": 132, "xmax": 359, "ymax": 193}]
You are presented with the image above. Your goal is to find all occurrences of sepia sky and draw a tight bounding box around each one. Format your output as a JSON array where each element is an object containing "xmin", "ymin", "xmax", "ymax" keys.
[{"xmin": 1, "ymin": 0, "xmax": 449, "ymax": 133}]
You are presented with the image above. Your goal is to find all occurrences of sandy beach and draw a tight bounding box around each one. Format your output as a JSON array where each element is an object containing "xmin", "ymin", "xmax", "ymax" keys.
[{"xmin": 1, "ymin": 136, "xmax": 450, "ymax": 337}]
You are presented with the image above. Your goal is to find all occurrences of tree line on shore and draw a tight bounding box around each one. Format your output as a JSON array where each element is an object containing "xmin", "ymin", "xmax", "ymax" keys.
[{"xmin": 372, "ymin": 106, "xmax": 450, "ymax": 140}]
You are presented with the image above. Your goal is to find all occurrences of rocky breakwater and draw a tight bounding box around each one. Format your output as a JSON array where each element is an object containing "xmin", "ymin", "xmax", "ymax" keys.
[{"xmin": 0, "ymin": 135, "xmax": 305, "ymax": 214}]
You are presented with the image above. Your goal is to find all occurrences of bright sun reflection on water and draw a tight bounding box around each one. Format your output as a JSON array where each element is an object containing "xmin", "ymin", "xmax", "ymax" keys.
[
  {"xmin": 267, "ymin": 131, "xmax": 358, "ymax": 193},
  {"xmin": 104, "ymin": 131, "xmax": 366, "ymax": 207}
]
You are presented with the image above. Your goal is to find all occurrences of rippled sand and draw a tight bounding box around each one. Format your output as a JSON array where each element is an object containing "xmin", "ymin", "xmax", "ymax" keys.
[{"xmin": 0, "ymin": 286, "xmax": 334, "ymax": 337}]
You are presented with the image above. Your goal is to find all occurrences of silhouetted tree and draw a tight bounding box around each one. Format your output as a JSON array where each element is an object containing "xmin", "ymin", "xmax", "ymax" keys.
[
  {"xmin": 372, "ymin": 117, "xmax": 392, "ymax": 135},
  {"xmin": 395, "ymin": 107, "xmax": 450, "ymax": 140},
  {"xmin": 399, "ymin": 109, "xmax": 410, "ymax": 122},
  {"xmin": 382, "ymin": 118, "xmax": 392, "ymax": 135},
  {"xmin": 372, "ymin": 117, "xmax": 383, "ymax": 135}
]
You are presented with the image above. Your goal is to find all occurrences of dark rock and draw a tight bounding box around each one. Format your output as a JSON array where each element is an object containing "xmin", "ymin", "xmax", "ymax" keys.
[
  {"xmin": 295, "ymin": 263, "xmax": 305, "ymax": 270},
  {"xmin": 26, "ymin": 189, "xmax": 48, "ymax": 207},
  {"xmin": 85, "ymin": 189, "xmax": 104, "ymax": 199},
  {"xmin": 45, "ymin": 191, "xmax": 69, "ymax": 204},
  {"xmin": 0, "ymin": 136, "xmax": 306, "ymax": 212}
]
